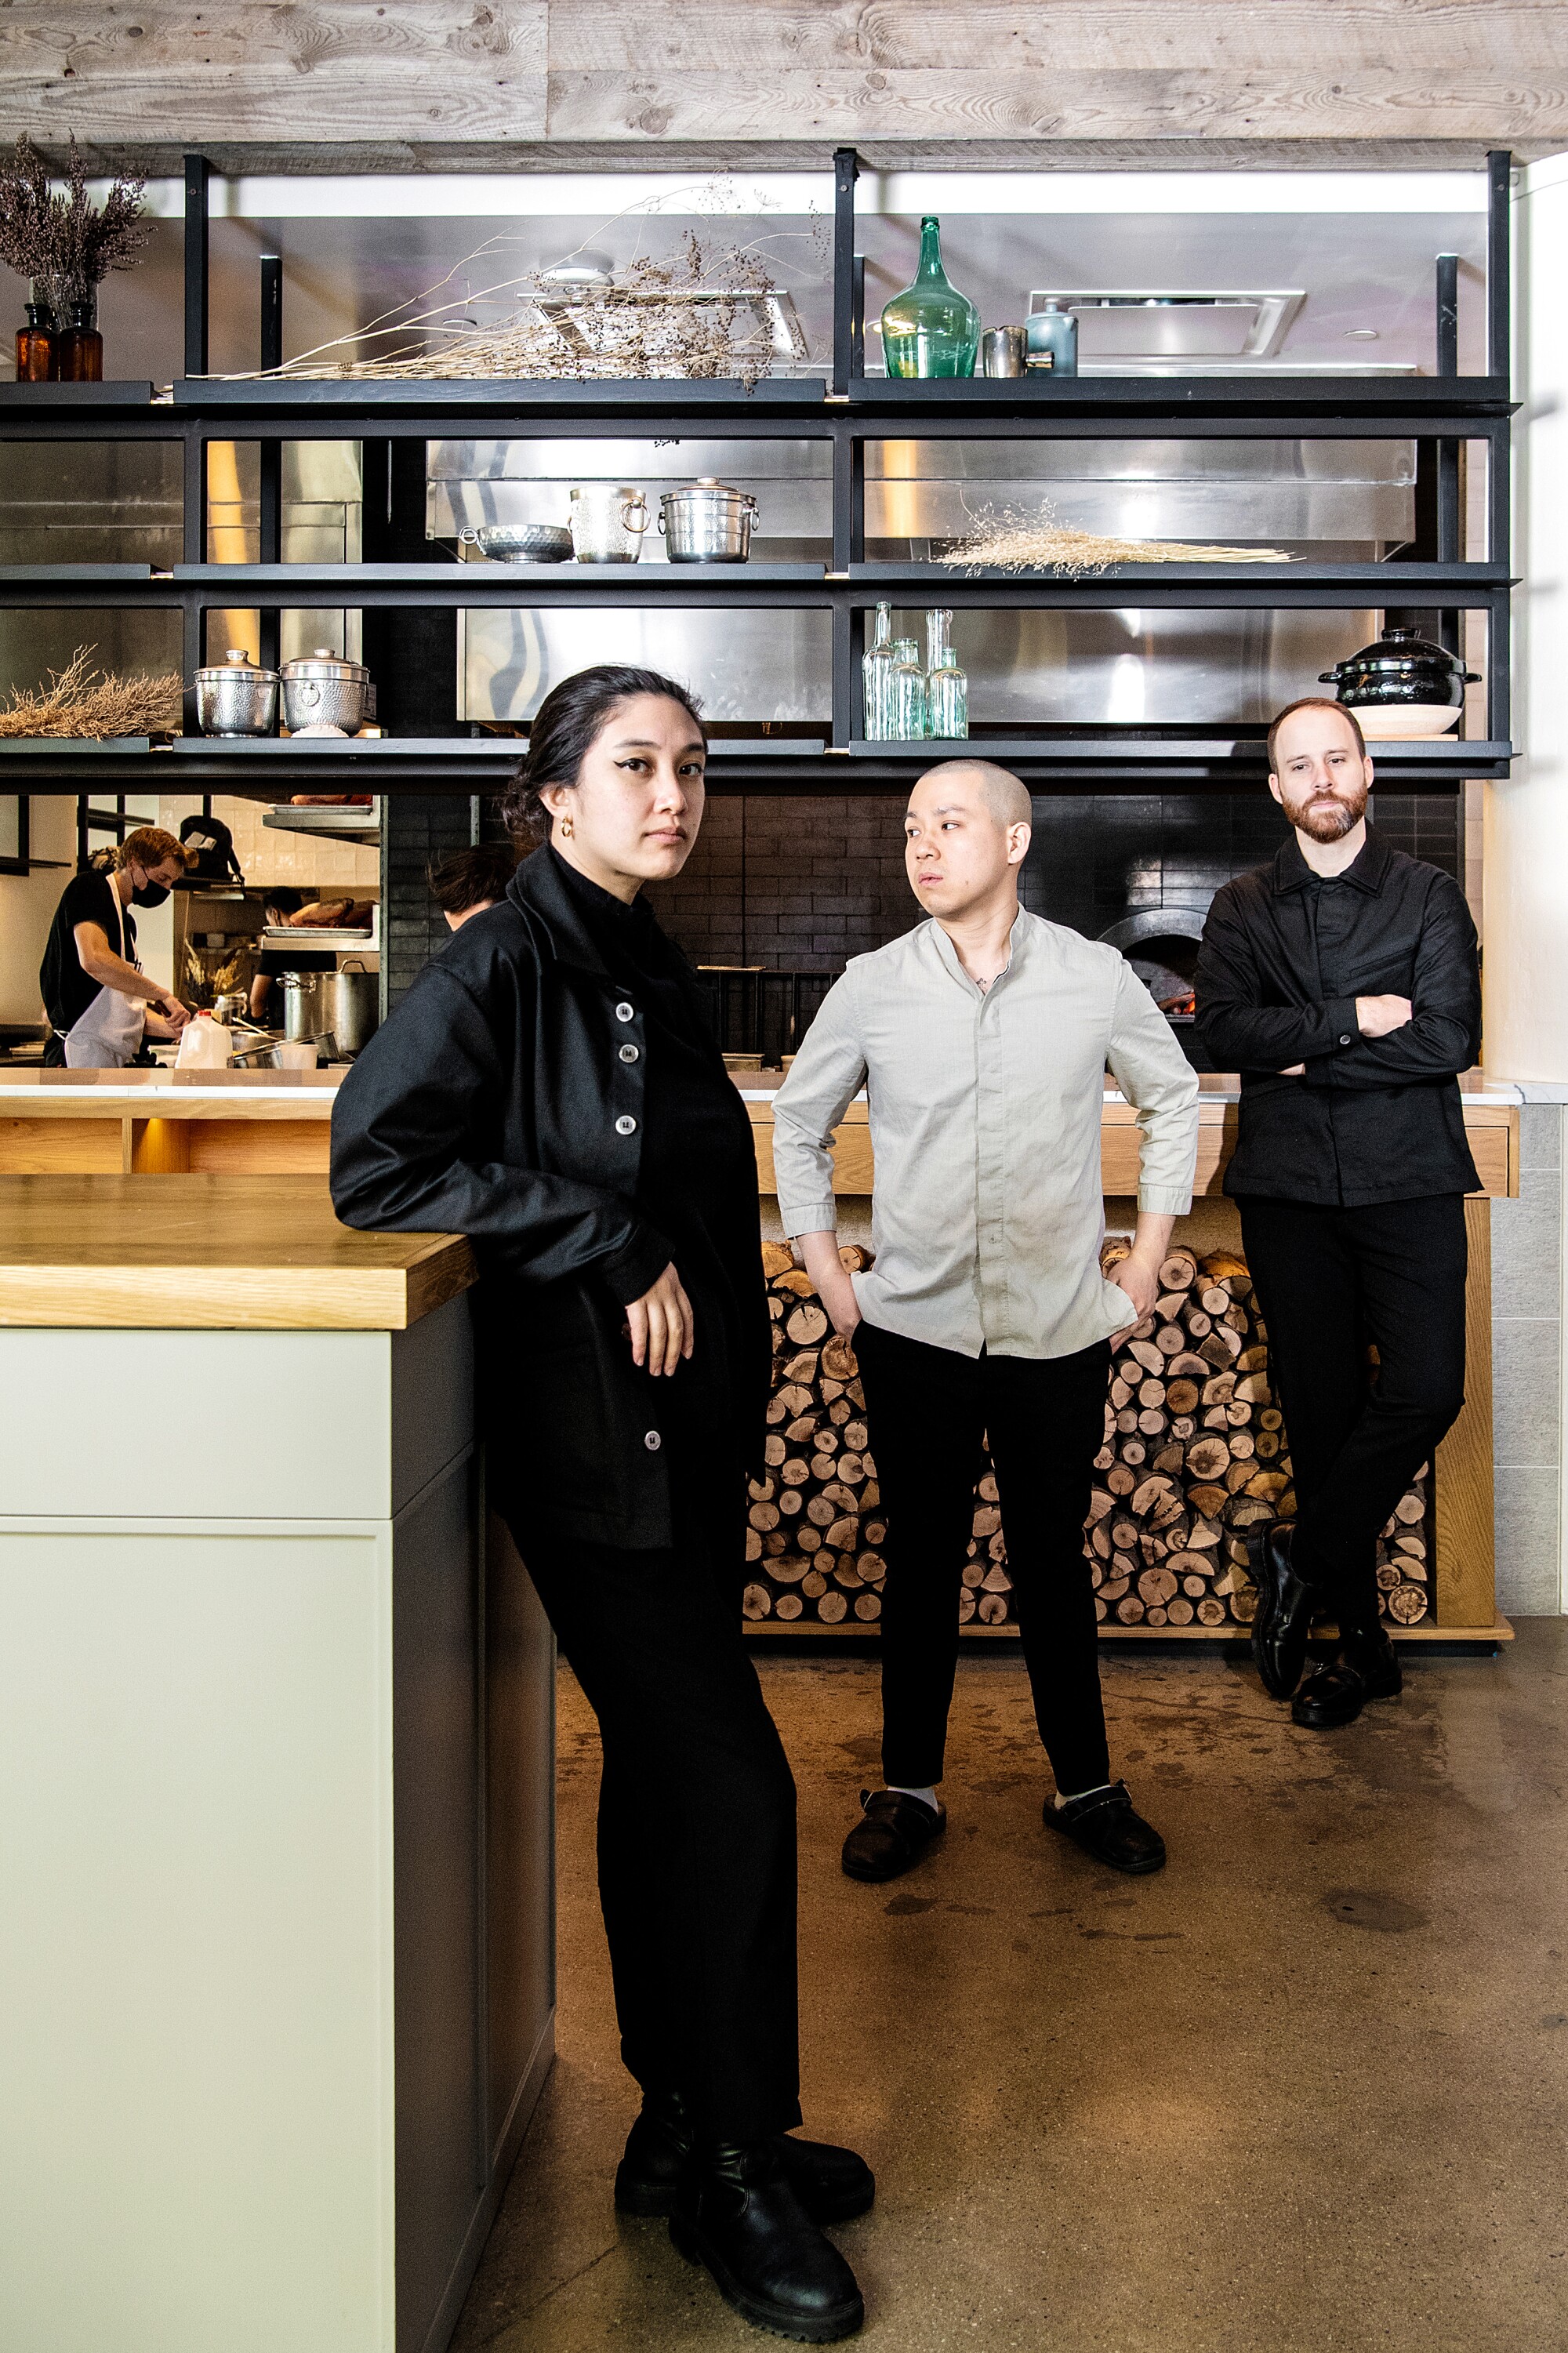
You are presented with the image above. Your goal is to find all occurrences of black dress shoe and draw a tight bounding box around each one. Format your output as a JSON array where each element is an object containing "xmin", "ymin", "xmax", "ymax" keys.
[
  {"xmin": 1292, "ymin": 1625, "xmax": 1403, "ymax": 1729},
  {"xmin": 1042, "ymin": 1781, "xmax": 1166, "ymax": 1874},
  {"xmin": 1250, "ymin": 1521, "xmax": 1323, "ymax": 1701},
  {"xmin": 840, "ymin": 1788, "xmax": 945, "ymax": 1884},
  {"xmin": 616, "ymin": 2091, "xmax": 874, "ymax": 2224},
  {"xmin": 670, "ymin": 2141, "xmax": 865, "ymax": 2342}
]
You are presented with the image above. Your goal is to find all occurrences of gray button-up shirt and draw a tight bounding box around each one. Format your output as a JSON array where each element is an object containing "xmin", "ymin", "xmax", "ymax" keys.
[{"xmin": 771, "ymin": 910, "xmax": 1200, "ymax": 1360}]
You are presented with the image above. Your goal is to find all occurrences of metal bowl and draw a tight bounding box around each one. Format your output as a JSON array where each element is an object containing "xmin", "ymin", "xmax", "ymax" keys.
[{"xmin": 459, "ymin": 524, "xmax": 573, "ymax": 564}]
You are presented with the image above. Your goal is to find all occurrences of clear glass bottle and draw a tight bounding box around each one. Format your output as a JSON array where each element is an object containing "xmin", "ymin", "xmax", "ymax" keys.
[
  {"xmin": 888, "ymin": 637, "xmax": 929, "ymax": 740},
  {"xmin": 862, "ymin": 601, "xmax": 896, "ymax": 740},
  {"xmin": 57, "ymin": 293, "xmax": 103, "ymax": 383},
  {"xmin": 925, "ymin": 608, "xmax": 969, "ymax": 740},
  {"xmin": 15, "ymin": 286, "xmax": 53, "ymax": 384},
  {"xmin": 880, "ymin": 216, "xmax": 980, "ymax": 380}
]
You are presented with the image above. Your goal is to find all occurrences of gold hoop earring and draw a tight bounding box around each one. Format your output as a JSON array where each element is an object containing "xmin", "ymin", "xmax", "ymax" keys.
[{"xmin": 559, "ymin": 815, "xmax": 574, "ymax": 840}]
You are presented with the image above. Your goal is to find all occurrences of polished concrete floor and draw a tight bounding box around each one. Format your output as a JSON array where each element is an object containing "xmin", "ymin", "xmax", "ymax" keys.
[{"xmin": 452, "ymin": 1623, "xmax": 1568, "ymax": 2353}]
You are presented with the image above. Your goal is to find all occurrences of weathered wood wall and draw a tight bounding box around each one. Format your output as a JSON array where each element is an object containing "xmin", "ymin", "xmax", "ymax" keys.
[{"xmin": 2, "ymin": 0, "xmax": 1566, "ymax": 170}]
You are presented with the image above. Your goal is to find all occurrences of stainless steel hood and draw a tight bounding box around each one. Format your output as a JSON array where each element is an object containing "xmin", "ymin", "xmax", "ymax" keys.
[{"xmin": 1029, "ymin": 289, "xmax": 1305, "ymax": 361}]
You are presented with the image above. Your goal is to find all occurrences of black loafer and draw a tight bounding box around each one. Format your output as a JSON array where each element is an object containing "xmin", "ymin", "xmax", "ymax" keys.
[
  {"xmin": 1043, "ymin": 1781, "xmax": 1166, "ymax": 1875},
  {"xmin": 616, "ymin": 2092, "xmax": 874, "ymax": 2224},
  {"xmin": 841, "ymin": 1788, "xmax": 945, "ymax": 1884},
  {"xmin": 670, "ymin": 2141, "xmax": 865, "ymax": 2343},
  {"xmin": 1292, "ymin": 1625, "xmax": 1403, "ymax": 1729},
  {"xmin": 1250, "ymin": 1521, "xmax": 1323, "ymax": 1701}
]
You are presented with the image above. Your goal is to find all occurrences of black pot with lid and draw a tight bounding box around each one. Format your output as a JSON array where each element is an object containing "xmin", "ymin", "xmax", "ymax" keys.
[{"xmin": 1319, "ymin": 625, "xmax": 1479, "ymax": 711}]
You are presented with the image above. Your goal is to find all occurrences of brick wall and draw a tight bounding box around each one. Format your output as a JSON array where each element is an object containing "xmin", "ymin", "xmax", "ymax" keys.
[{"xmin": 383, "ymin": 796, "xmax": 477, "ymax": 1011}]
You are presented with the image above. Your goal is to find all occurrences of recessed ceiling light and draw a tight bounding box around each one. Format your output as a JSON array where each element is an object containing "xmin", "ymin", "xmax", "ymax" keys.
[{"xmin": 1344, "ymin": 328, "xmax": 1380, "ymax": 340}]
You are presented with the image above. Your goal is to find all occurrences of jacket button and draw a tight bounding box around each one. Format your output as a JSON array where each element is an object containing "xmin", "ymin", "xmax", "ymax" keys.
[
  {"xmin": 615, "ymin": 1113, "xmax": 637, "ymax": 1136},
  {"xmin": 619, "ymin": 1042, "xmax": 640, "ymax": 1063},
  {"xmin": 644, "ymin": 1429, "xmax": 662, "ymax": 1451},
  {"xmin": 1339, "ymin": 1033, "xmax": 1352, "ymax": 1045},
  {"xmin": 615, "ymin": 1001, "xmax": 635, "ymax": 1022}
]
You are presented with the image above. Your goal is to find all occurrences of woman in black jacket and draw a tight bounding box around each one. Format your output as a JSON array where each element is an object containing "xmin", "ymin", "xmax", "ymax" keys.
[{"xmin": 330, "ymin": 666, "xmax": 869, "ymax": 2343}]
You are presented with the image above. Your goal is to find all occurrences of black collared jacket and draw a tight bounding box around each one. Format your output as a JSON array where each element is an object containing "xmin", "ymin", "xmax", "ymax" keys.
[
  {"xmin": 329, "ymin": 848, "xmax": 769, "ymax": 1549},
  {"xmin": 1193, "ymin": 828, "xmax": 1481, "ymax": 1206}
]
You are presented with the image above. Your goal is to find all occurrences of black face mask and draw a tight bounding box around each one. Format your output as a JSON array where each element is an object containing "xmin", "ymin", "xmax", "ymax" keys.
[{"xmin": 130, "ymin": 877, "xmax": 171, "ymax": 909}]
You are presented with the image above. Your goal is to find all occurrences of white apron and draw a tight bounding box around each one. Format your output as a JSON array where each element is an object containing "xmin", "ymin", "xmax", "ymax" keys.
[{"xmin": 62, "ymin": 887, "xmax": 146, "ymax": 1068}]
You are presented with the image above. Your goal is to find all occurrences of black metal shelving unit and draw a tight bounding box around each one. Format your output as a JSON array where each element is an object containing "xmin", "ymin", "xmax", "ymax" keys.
[{"xmin": 0, "ymin": 144, "xmax": 1516, "ymax": 797}]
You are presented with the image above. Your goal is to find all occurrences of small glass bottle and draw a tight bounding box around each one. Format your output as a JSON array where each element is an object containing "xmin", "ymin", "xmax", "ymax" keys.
[
  {"xmin": 1025, "ymin": 298, "xmax": 1079, "ymax": 379},
  {"xmin": 862, "ymin": 601, "xmax": 896, "ymax": 740},
  {"xmin": 889, "ymin": 637, "xmax": 928, "ymax": 740},
  {"xmin": 57, "ymin": 294, "xmax": 103, "ymax": 383},
  {"xmin": 925, "ymin": 608, "xmax": 969, "ymax": 740},
  {"xmin": 15, "ymin": 287, "xmax": 53, "ymax": 383},
  {"xmin": 880, "ymin": 216, "xmax": 980, "ymax": 380}
]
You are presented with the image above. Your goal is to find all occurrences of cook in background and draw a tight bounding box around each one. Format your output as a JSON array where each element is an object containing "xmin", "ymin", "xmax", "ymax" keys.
[
  {"xmin": 247, "ymin": 888, "xmax": 361, "ymax": 1024},
  {"xmin": 427, "ymin": 842, "xmax": 520, "ymax": 934},
  {"xmin": 39, "ymin": 824, "xmax": 194, "ymax": 1068}
]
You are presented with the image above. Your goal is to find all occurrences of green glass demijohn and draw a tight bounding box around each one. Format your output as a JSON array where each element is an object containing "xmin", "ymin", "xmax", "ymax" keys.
[{"xmin": 880, "ymin": 216, "xmax": 980, "ymax": 379}]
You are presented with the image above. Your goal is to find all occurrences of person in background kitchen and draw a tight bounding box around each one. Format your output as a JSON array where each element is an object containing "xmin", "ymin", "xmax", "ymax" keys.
[
  {"xmin": 247, "ymin": 888, "xmax": 362, "ymax": 1025},
  {"xmin": 771, "ymin": 760, "xmax": 1200, "ymax": 1889},
  {"xmin": 1193, "ymin": 697, "xmax": 1481, "ymax": 1729},
  {"xmin": 331, "ymin": 666, "xmax": 871, "ymax": 2345},
  {"xmin": 39, "ymin": 825, "xmax": 194, "ymax": 1067},
  {"xmin": 426, "ymin": 841, "xmax": 520, "ymax": 933}
]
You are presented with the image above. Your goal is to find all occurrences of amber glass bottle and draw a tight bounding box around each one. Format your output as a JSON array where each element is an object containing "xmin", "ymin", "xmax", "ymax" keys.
[
  {"xmin": 57, "ymin": 297, "xmax": 103, "ymax": 383},
  {"xmin": 15, "ymin": 300, "xmax": 53, "ymax": 383}
]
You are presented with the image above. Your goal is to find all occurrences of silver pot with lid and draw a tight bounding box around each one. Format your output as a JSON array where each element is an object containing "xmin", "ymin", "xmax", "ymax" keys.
[
  {"xmin": 194, "ymin": 648, "xmax": 279, "ymax": 738},
  {"xmin": 280, "ymin": 648, "xmax": 370, "ymax": 736},
  {"xmin": 659, "ymin": 478, "xmax": 759, "ymax": 564}
]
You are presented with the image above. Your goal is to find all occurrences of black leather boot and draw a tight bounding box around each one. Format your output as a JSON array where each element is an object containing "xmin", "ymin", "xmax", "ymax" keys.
[
  {"xmin": 670, "ymin": 2140, "xmax": 865, "ymax": 2341},
  {"xmin": 1250, "ymin": 1521, "xmax": 1323, "ymax": 1701},
  {"xmin": 616, "ymin": 2090, "xmax": 873, "ymax": 2224},
  {"xmin": 1292, "ymin": 1621, "xmax": 1403, "ymax": 1729}
]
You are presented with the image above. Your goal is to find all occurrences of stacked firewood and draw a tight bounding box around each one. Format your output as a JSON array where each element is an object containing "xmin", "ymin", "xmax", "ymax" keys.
[
  {"xmin": 742, "ymin": 1242, "xmax": 889, "ymax": 1627},
  {"xmin": 743, "ymin": 1240, "xmax": 1432, "ymax": 1632}
]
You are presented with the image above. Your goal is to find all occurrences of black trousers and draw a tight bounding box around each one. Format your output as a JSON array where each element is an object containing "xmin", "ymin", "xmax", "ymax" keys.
[
  {"xmin": 506, "ymin": 1485, "xmax": 801, "ymax": 2144},
  {"xmin": 1237, "ymin": 1194, "xmax": 1468, "ymax": 1635},
  {"xmin": 853, "ymin": 1320, "xmax": 1113, "ymax": 1795}
]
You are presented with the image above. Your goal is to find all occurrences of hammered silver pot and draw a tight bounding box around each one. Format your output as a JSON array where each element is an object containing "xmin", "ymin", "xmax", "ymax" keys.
[
  {"xmin": 280, "ymin": 648, "xmax": 369, "ymax": 735},
  {"xmin": 194, "ymin": 648, "xmax": 278, "ymax": 737}
]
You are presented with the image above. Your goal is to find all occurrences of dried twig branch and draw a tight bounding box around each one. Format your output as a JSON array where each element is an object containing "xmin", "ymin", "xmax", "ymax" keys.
[
  {"xmin": 0, "ymin": 645, "xmax": 180, "ymax": 739},
  {"xmin": 940, "ymin": 502, "xmax": 1292, "ymax": 576}
]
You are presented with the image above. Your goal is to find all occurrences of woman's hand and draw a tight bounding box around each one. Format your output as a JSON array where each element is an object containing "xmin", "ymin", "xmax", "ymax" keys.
[{"xmin": 626, "ymin": 1261, "xmax": 695, "ymax": 1377}]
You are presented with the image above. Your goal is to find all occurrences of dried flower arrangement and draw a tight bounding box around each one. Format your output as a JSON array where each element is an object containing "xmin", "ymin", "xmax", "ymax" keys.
[
  {"xmin": 0, "ymin": 645, "xmax": 180, "ymax": 739},
  {"xmin": 940, "ymin": 503, "xmax": 1292, "ymax": 577},
  {"xmin": 248, "ymin": 223, "xmax": 815, "ymax": 389},
  {"xmin": 0, "ymin": 134, "xmax": 148, "ymax": 314}
]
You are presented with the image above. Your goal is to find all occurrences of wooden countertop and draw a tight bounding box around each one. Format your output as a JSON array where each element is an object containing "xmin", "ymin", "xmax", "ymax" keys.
[{"xmin": 0, "ymin": 1175, "xmax": 474, "ymax": 1331}]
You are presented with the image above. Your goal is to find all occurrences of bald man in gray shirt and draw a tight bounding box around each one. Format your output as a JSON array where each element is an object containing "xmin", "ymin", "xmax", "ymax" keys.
[{"xmin": 771, "ymin": 761, "xmax": 1200, "ymax": 1884}]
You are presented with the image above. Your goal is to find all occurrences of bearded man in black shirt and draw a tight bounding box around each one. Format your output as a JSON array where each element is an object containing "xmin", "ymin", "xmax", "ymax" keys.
[{"xmin": 1194, "ymin": 699, "xmax": 1481, "ymax": 1728}]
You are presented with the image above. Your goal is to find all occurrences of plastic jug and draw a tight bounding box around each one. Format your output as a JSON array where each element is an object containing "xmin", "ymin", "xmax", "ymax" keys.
[{"xmin": 175, "ymin": 1010, "xmax": 234, "ymax": 1069}]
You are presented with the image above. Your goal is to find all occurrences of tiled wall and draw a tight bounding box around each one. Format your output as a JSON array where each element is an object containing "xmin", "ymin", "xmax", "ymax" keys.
[
  {"xmin": 156, "ymin": 794, "xmax": 381, "ymax": 894},
  {"xmin": 383, "ymin": 797, "xmax": 477, "ymax": 1008},
  {"xmin": 1492, "ymin": 1102, "xmax": 1565, "ymax": 1615},
  {"xmin": 643, "ymin": 797, "xmax": 916, "ymax": 973}
]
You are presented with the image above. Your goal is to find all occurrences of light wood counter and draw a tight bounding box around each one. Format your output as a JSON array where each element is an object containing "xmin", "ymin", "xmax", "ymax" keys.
[
  {"xmin": 0, "ymin": 1173, "xmax": 474, "ymax": 1330},
  {"xmin": 0, "ymin": 1066, "xmax": 1523, "ymax": 1198}
]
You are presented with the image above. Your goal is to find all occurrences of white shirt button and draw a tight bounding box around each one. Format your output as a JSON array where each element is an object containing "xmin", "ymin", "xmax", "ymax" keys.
[
  {"xmin": 615, "ymin": 1001, "xmax": 635, "ymax": 1022},
  {"xmin": 615, "ymin": 1113, "xmax": 637, "ymax": 1136},
  {"xmin": 644, "ymin": 1429, "xmax": 662, "ymax": 1451},
  {"xmin": 619, "ymin": 1042, "xmax": 640, "ymax": 1063}
]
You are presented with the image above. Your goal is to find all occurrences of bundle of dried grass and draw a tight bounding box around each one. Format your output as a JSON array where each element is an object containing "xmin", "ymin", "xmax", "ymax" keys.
[
  {"xmin": 0, "ymin": 645, "xmax": 180, "ymax": 739},
  {"xmin": 940, "ymin": 503, "xmax": 1291, "ymax": 576},
  {"xmin": 256, "ymin": 231, "xmax": 801, "ymax": 390}
]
